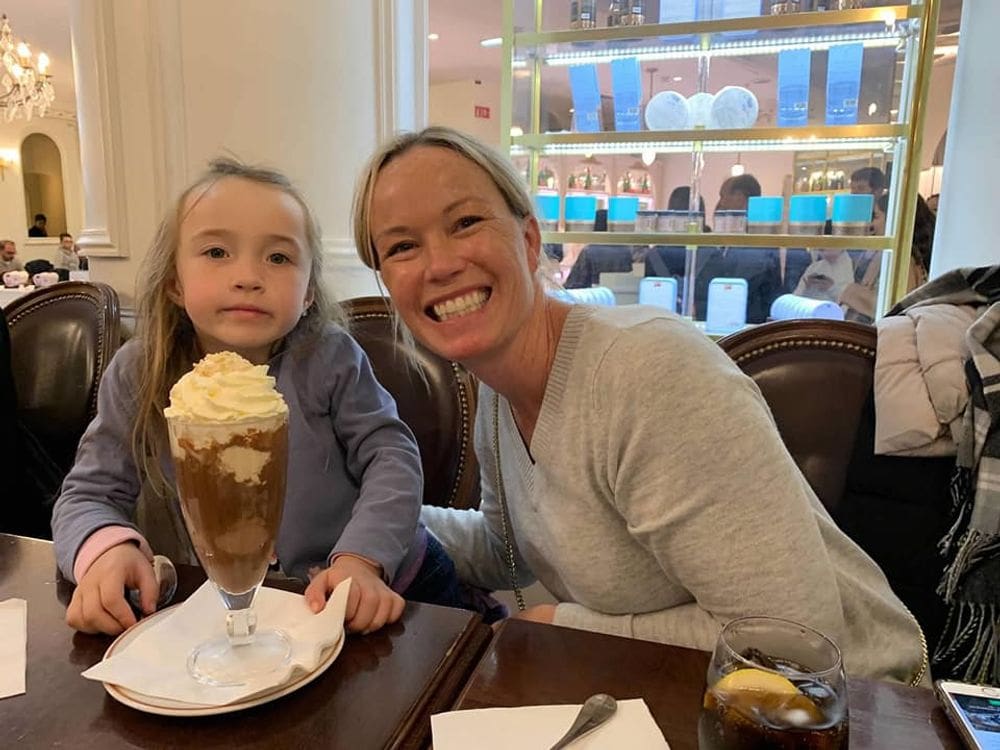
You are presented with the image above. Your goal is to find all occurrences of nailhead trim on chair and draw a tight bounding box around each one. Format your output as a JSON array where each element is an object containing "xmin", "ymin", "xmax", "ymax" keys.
[
  {"xmin": 731, "ymin": 337, "xmax": 876, "ymax": 366},
  {"xmin": 345, "ymin": 310, "xmax": 475, "ymax": 509}
]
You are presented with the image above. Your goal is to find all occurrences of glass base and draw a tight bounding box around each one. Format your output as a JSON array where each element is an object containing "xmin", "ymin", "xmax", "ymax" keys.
[{"xmin": 187, "ymin": 629, "xmax": 291, "ymax": 687}]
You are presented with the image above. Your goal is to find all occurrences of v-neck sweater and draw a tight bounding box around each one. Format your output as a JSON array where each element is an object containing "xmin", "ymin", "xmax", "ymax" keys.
[{"xmin": 422, "ymin": 304, "xmax": 926, "ymax": 684}]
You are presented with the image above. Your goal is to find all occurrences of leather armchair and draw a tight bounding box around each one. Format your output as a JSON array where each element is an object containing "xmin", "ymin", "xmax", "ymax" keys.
[
  {"xmin": 342, "ymin": 297, "xmax": 480, "ymax": 510},
  {"xmin": 6, "ymin": 281, "xmax": 121, "ymax": 476},
  {"xmin": 719, "ymin": 319, "xmax": 953, "ymax": 655}
]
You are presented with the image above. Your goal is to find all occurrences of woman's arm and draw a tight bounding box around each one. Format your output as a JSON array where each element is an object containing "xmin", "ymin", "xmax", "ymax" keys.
[
  {"xmin": 553, "ymin": 321, "xmax": 847, "ymax": 650},
  {"xmin": 420, "ymin": 384, "xmax": 536, "ymax": 592}
]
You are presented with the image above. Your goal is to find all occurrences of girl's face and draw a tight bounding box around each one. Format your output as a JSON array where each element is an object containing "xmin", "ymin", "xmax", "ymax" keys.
[
  {"xmin": 368, "ymin": 146, "xmax": 540, "ymax": 367},
  {"xmin": 170, "ymin": 176, "xmax": 313, "ymax": 364}
]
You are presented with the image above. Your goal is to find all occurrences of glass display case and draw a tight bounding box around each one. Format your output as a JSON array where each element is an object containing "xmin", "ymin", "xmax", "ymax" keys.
[{"xmin": 501, "ymin": 0, "xmax": 940, "ymax": 327}]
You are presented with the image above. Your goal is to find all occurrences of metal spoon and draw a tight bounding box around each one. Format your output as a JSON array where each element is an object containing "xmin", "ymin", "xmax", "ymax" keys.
[{"xmin": 548, "ymin": 693, "xmax": 618, "ymax": 750}]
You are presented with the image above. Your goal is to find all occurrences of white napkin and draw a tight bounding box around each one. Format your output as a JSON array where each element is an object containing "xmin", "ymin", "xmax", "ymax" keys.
[
  {"xmin": 82, "ymin": 578, "xmax": 350, "ymax": 706},
  {"xmin": 0, "ymin": 598, "xmax": 27, "ymax": 699},
  {"xmin": 431, "ymin": 698, "xmax": 669, "ymax": 750}
]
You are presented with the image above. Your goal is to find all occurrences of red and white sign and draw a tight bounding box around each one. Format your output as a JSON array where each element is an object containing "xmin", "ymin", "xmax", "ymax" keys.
[{"xmin": 474, "ymin": 105, "xmax": 491, "ymax": 119}]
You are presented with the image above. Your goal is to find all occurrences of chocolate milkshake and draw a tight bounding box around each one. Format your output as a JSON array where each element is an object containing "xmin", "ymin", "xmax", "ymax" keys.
[{"xmin": 164, "ymin": 352, "xmax": 289, "ymax": 596}]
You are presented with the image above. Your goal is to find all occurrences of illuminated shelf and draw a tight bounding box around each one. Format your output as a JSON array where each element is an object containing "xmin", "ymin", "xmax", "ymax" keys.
[
  {"xmin": 514, "ymin": 6, "xmax": 919, "ymax": 65},
  {"xmin": 542, "ymin": 232, "xmax": 894, "ymax": 251},
  {"xmin": 512, "ymin": 125, "xmax": 905, "ymax": 156}
]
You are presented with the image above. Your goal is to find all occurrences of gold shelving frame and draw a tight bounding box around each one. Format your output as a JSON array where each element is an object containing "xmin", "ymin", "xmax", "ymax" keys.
[{"xmin": 501, "ymin": 0, "xmax": 940, "ymax": 312}]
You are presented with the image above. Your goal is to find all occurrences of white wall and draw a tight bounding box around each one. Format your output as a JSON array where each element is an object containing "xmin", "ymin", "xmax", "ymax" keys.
[
  {"xmin": 0, "ymin": 114, "xmax": 83, "ymax": 266},
  {"xmin": 930, "ymin": 1, "xmax": 1000, "ymax": 275},
  {"xmin": 75, "ymin": 0, "xmax": 422, "ymax": 305},
  {"xmin": 429, "ymin": 80, "xmax": 501, "ymax": 147}
]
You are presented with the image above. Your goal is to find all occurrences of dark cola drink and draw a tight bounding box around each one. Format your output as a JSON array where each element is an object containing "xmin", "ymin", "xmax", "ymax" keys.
[
  {"xmin": 698, "ymin": 664, "xmax": 848, "ymax": 750},
  {"xmin": 700, "ymin": 616, "xmax": 850, "ymax": 750}
]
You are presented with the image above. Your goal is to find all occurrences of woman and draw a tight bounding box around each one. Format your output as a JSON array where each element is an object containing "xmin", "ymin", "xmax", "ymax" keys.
[
  {"xmin": 351, "ymin": 126, "xmax": 926, "ymax": 685},
  {"xmin": 841, "ymin": 194, "xmax": 934, "ymax": 322}
]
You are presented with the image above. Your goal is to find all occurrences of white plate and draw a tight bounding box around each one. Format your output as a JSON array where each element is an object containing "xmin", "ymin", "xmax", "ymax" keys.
[{"xmin": 100, "ymin": 605, "xmax": 345, "ymax": 717}]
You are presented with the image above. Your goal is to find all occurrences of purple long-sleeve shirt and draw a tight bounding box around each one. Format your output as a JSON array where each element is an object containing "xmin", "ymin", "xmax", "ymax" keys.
[{"xmin": 52, "ymin": 323, "xmax": 424, "ymax": 584}]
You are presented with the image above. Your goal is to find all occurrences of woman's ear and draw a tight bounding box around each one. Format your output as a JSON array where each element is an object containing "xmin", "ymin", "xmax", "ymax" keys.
[
  {"xmin": 302, "ymin": 287, "xmax": 315, "ymax": 317},
  {"xmin": 521, "ymin": 215, "xmax": 542, "ymax": 274}
]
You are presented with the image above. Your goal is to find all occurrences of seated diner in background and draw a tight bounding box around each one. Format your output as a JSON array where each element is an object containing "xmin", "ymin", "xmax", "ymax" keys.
[{"xmin": 351, "ymin": 125, "xmax": 927, "ymax": 685}]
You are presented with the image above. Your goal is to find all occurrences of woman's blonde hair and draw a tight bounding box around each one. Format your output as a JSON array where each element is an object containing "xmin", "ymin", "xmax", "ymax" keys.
[
  {"xmin": 132, "ymin": 157, "xmax": 341, "ymax": 492},
  {"xmin": 351, "ymin": 126, "xmax": 535, "ymax": 270}
]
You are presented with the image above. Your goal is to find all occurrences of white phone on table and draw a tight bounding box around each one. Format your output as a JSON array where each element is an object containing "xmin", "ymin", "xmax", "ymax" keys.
[{"xmin": 936, "ymin": 679, "xmax": 1000, "ymax": 749}]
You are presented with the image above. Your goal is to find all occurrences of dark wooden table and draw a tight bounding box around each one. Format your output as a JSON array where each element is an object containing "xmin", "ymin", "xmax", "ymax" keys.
[
  {"xmin": 455, "ymin": 619, "xmax": 964, "ymax": 750},
  {"xmin": 0, "ymin": 533, "xmax": 492, "ymax": 749}
]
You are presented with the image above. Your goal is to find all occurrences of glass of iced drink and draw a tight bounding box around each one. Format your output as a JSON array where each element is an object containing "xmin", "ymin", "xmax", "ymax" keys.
[
  {"xmin": 698, "ymin": 616, "xmax": 849, "ymax": 750},
  {"xmin": 164, "ymin": 352, "xmax": 290, "ymax": 686}
]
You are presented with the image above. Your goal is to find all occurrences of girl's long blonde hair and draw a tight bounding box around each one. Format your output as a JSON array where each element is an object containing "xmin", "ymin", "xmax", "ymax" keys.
[{"xmin": 132, "ymin": 157, "xmax": 342, "ymax": 492}]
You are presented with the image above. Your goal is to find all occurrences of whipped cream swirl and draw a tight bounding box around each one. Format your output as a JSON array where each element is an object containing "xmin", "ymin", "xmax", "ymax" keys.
[{"xmin": 164, "ymin": 351, "xmax": 288, "ymax": 422}]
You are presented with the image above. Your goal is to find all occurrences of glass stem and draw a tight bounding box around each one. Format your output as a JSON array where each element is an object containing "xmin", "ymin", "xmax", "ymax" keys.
[{"xmin": 226, "ymin": 608, "xmax": 257, "ymax": 646}]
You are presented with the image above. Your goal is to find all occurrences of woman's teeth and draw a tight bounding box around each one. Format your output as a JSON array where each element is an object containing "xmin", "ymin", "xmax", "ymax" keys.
[{"xmin": 433, "ymin": 289, "xmax": 489, "ymax": 321}]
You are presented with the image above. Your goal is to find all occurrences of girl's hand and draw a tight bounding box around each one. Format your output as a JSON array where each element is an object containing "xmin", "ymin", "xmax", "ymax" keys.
[
  {"xmin": 66, "ymin": 542, "xmax": 158, "ymax": 635},
  {"xmin": 304, "ymin": 555, "xmax": 405, "ymax": 635}
]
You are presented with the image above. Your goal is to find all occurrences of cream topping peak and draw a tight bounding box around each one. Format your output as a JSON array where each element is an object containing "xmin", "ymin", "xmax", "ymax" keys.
[{"xmin": 164, "ymin": 351, "xmax": 288, "ymax": 422}]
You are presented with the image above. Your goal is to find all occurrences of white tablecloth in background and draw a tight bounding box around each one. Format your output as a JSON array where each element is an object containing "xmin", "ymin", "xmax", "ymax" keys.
[{"xmin": 0, "ymin": 287, "xmax": 31, "ymax": 309}]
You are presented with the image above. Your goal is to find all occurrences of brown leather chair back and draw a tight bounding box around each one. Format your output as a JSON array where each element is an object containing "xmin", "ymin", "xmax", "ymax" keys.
[
  {"xmin": 6, "ymin": 282, "xmax": 121, "ymax": 474},
  {"xmin": 718, "ymin": 319, "xmax": 877, "ymax": 513},
  {"xmin": 342, "ymin": 297, "xmax": 480, "ymax": 510}
]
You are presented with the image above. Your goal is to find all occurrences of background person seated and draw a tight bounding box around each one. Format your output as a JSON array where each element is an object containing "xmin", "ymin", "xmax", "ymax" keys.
[
  {"xmin": 0, "ymin": 240, "xmax": 22, "ymax": 274},
  {"xmin": 564, "ymin": 209, "xmax": 642, "ymax": 289},
  {"xmin": 28, "ymin": 213, "xmax": 48, "ymax": 237}
]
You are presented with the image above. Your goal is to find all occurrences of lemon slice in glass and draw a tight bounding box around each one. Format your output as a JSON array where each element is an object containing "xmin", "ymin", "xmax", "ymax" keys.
[{"xmin": 715, "ymin": 668, "xmax": 799, "ymax": 695}]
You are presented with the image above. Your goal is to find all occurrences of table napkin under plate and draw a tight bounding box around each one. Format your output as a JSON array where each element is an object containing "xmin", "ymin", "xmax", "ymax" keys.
[
  {"xmin": 0, "ymin": 598, "xmax": 27, "ymax": 699},
  {"xmin": 431, "ymin": 698, "xmax": 669, "ymax": 749},
  {"xmin": 82, "ymin": 578, "xmax": 349, "ymax": 706}
]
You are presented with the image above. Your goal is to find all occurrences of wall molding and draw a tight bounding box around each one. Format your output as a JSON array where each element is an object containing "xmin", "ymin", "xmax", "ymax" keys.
[
  {"xmin": 373, "ymin": 0, "xmax": 428, "ymax": 143},
  {"xmin": 70, "ymin": 0, "xmax": 129, "ymax": 258}
]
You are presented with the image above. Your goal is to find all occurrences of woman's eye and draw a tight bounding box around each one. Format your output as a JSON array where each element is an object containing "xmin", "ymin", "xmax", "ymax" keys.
[
  {"xmin": 455, "ymin": 216, "xmax": 483, "ymax": 231},
  {"xmin": 267, "ymin": 252, "xmax": 291, "ymax": 265},
  {"xmin": 384, "ymin": 241, "xmax": 415, "ymax": 259},
  {"xmin": 205, "ymin": 246, "xmax": 227, "ymax": 259}
]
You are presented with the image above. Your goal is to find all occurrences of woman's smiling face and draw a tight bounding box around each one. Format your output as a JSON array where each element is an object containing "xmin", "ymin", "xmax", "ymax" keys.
[{"xmin": 369, "ymin": 146, "xmax": 541, "ymax": 366}]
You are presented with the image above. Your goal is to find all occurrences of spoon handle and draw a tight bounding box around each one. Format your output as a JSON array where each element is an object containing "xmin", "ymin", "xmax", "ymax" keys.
[{"xmin": 548, "ymin": 694, "xmax": 617, "ymax": 750}]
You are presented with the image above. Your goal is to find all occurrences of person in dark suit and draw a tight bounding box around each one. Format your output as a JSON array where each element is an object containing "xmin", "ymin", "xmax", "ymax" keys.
[
  {"xmin": 564, "ymin": 209, "xmax": 639, "ymax": 289},
  {"xmin": 28, "ymin": 213, "xmax": 48, "ymax": 237}
]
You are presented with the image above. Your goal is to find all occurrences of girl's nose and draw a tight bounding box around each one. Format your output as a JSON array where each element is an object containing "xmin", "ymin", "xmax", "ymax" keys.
[{"xmin": 232, "ymin": 261, "xmax": 264, "ymax": 291}]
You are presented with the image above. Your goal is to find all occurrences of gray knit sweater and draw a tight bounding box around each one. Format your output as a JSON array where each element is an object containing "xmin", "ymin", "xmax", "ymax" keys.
[{"xmin": 422, "ymin": 305, "xmax": 926, "ymax": 684}]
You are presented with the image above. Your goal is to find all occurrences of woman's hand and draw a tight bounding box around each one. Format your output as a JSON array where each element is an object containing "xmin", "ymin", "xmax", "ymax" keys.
[
  {"xmin": 513, "ymin": 603, "xmax": 557, "ymax": 624},
  {"xmin": 304, "ymin": 555, "xmax": 405, "ymax": 634},
  {"xmin": 66, "ymin": 542, "xmax": 157, "ymax": 635}
]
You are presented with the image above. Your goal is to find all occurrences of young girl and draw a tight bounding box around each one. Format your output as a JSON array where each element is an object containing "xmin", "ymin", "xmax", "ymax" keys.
[{"xmin": 52, "ymin": 158, "xmax": 463, "ymax": 636}]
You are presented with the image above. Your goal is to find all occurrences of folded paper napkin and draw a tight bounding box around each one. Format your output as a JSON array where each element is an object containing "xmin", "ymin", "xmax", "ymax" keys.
[
  {"xmin": 0, "ymin": 598, "xmax": 27, "ymax": 699},
  {"xmin": 82, "ymin": 578, "xmax": 350, "ymax": 706},
  {"xmin": 431, "ymin": 698, "xmax": 669, "ymax": 750}
]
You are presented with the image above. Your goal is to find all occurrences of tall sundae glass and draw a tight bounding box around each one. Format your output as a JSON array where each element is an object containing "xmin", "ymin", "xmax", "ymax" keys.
[{"xmin": 164, "ymin": 352, "xmax": 290, "ymax": 686}]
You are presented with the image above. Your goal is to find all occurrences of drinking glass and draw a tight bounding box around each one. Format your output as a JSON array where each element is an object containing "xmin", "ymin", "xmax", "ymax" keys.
[
  {"xmin": 166, "ymin": 412, "xmax": 290, "ymax": 686},
  {"xmin": 698, "ymin": 616, "xmax": 849, "ymax": 750}
]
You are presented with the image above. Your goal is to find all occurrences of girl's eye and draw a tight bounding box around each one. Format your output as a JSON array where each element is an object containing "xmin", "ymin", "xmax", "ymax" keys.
[
  {"xmin": 267, "ymin": 252, "xmax": 291, "ymax": 265},
  {"xmin": 205, "ymin": 246, "xmax": 227, "ymax": 259}
]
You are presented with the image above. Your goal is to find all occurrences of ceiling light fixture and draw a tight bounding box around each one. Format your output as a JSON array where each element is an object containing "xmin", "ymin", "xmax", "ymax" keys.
[
  {"xmin": 0, "ymin": 14, "xmax": 54, "ymax": 121},
  {"xmin": 428, "ymin": 33, "xmax": 439, "ymax": 41},
  {"xmin": 480, "ymin": 37, "xmax": 502, "ymax": 48}
]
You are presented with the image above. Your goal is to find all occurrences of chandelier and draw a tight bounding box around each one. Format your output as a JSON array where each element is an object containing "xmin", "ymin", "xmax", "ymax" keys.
[{"xmin": 0, "ymin": 14, "xmax": 54, "ymax": 122}]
